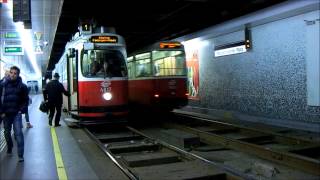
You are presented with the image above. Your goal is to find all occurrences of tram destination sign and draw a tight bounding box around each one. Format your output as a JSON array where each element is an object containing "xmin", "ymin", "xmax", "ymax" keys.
[
  {"xmin": 90, "ymin": 36, "xmax": 118, "ymax": 43},
  {"xmin": 159, "ymin": 42, "xmax": 182, "ymax": 49}
]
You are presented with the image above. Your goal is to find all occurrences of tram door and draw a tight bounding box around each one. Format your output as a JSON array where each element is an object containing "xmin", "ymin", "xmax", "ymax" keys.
[{"xmin": 68, "ymin": 49, "xmax": 79, "ymax": 113}]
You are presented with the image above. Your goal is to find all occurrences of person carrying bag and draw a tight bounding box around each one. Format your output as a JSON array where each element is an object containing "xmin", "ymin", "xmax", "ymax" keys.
[{"xmin": 39, "ymin": 101, "xmax": 49, "ymax": 113}]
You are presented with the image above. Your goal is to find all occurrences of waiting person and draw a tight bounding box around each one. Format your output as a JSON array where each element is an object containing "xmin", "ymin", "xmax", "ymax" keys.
[
  {"xmin": 0, "ymin": 66, "xmax": 29, "ymax": 162},
  {"xmin": 35, "ymin": 85, "xmax": 39, "ymax": 94},
  {"xmin": 43, "ymin": 73, "xmax": 70, "ymax": 127}
]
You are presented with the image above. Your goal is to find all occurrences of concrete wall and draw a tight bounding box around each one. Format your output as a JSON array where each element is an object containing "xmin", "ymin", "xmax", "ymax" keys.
[{"xmin": 178, "ymin": 1, "xmax": 320, "ymax": 132}]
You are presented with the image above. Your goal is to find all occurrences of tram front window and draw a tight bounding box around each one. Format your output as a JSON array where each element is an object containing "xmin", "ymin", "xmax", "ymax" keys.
[
  {"xmin": 152, "ymin": 50, "xmax": 186, "ymax": 76},
  {"xmin": 82, "ymin": 50, "xmax": 127, "ymax": 78}
]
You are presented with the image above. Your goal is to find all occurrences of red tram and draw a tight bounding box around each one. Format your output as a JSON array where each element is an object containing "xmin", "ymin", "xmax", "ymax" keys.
[
  {"xmin": 127, "ymin": 41, "xmax": 188, "ymax": 111},
  {"xmin": 54, "ymin": 23, "xmax": 128, "ymax": 124}
]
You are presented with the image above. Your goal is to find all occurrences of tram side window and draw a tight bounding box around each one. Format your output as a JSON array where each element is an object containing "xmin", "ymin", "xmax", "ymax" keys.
[
  {"xmin": 127, "ymin": 61, "xmax": 135, "ymax": 79},
  {"xmin": 135, "ymin": 52, "xmax": 151, "ymax": 77},
  {"xmin": 81, "ymin": 50, "xmax": 93, "ymax": 77},
  {"xmin": 175, "ymin": 55, "xmax": 187, "ymax": 76},
  {"xmin": 62, "ymin": 64, "xmax": 67, "ymax": 82},
  {"xmin": 71, "ymin": 54, "xmax": 78, "ymax": 92}
]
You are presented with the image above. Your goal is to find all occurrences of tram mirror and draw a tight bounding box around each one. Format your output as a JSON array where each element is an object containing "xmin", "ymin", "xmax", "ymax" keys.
[
  {"xmin": 68, "ymin": 48, "xmax": 75, "ymax": 58},
  {"xmin": 84, "ymin": 42, "xmax": 94, "ymax": 50}
]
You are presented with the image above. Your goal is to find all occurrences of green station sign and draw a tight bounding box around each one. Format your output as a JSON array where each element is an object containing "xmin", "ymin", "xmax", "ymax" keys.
[
  {"xmin": 4, "ymin": 32, "xmax": 19, "ymax": 39},
  {"xmin": 4, "ymin": 46, "xmax": 23, "ymax": 53}
]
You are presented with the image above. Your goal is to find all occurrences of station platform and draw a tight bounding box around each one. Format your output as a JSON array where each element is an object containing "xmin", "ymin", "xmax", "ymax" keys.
[
  {"xmin": 1, "ymin": 95, "xmax": 318, "ymax": 180},
  {"xmin": 0, "ymin": 94, "xmax": 128, "ymax": 180}
]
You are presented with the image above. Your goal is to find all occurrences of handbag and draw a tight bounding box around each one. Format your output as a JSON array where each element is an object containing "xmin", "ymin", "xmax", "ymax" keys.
[{"xmin": 39, "ymin": 101, "xmax": 49, "ymax": 113}]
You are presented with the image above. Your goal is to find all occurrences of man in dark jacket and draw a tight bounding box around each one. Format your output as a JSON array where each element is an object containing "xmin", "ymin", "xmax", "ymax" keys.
[
  {"xmin": 0, "ymin": 66, "xmax": 29, "ymax": 162},
  {"xmin": 43, "ymin": 73, "xmax": 70, "ymax": 127}
]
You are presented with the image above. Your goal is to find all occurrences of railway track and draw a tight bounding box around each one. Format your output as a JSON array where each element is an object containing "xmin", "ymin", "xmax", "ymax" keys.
[
  {"xmin": 85, "ymin": 125, "xmax": 247, "ymax": 180},
  {"xmin": 173, "ymin": 109, "xmax": 320, "ymax": 143},
  {"xmin": 84, "ymin": 111, "xmax": 319, "ymax": 179},
  {"xmin": 156, "ymin": 112, "xmax": 320, "ymax": 177}
]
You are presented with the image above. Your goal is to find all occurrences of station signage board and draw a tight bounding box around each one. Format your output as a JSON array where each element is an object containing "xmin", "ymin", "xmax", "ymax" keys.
[
  {"xmin": 214, "ymin": 41, "xmax": 249, "ymax": 57},
  {"xmin": 4, "ymin": 32, "xmax": 19, "ymax": 39},
  {"xmin": 3, "ymin": 45, "xmax": 24, "ymax": 56}
]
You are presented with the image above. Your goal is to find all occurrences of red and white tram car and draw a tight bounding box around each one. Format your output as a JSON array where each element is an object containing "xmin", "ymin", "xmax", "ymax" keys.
[
  {"xmin": 54, "ymin": 23, "xmax": 128, "ymax": 124},
  {"xmin": 127, "ymin": 41, "xmax": 188, "ymax": 111}
]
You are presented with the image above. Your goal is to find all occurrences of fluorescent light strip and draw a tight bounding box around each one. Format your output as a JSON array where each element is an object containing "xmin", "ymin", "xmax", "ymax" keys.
[{"xmin": 15, "ymin": 22, "xmax": 42, "ymax": 77}]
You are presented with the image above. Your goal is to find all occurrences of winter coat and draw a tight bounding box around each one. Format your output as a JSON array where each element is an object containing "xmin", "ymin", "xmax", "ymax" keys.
[
  {"xmin": 0, "ymin": 76, "xmax": 29, "ymax": 116},
  {"xmin": 43, "ymin": 79, "xmax": 70, "ymax": 105}
]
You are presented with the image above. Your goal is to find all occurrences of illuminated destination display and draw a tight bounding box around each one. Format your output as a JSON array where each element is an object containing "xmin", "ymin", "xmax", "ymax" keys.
[
  {"xmin": 90, "ymin": 36, "xmax": 118, "ymax": 43},
  {"xmin": 159, "ymin": 42, "xmax": 181, "ymax": 49}
]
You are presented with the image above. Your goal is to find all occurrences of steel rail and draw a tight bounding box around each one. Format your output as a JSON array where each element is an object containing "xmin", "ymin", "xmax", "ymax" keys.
[
  {"xmin": 127, "ymin": 126, "xmax": 252, "ymax": 180},
  {"xmin": 164, "ymin": 122, "xmax": 320, "ymax": 175},
  {"xmin": 173, "ymin": 111, "xmax": 318, "ymax": 145},
  {"xmin": 84, "ymin": 128, "xmax": 139, "ymax": 180}
]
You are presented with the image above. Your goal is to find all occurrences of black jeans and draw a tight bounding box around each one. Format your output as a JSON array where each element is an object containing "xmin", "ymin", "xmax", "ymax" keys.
[{"xmin": 48, "ymin": 103, "xmax": 62, "ymax": 125}]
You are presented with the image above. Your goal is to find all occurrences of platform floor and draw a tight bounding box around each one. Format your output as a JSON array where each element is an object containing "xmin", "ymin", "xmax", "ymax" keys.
[
  {"xmin": 1, "ymin": 94, "xmax": 318, "ymax": 180},
  {"xmin": 0, "ymin": 94, "xmax": 128, "ymax": 180}
]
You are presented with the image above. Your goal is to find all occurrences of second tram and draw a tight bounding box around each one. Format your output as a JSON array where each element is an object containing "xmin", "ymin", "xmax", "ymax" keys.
[
  {"xmin": 54, "ymin": 23, "xmax": 128, "ymax": 124},
  {"xmin": 127, "ymin": 41, "xmax": 188, "ymax": 111}
]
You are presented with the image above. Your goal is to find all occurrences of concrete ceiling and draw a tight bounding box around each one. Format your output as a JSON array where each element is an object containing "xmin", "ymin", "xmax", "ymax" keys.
[
  {"xmin": 0, "ymin": 0, "xmax": 63, "ymax": 78},
  {"xmin": 31, "ymin": 0, "xmax": 63, "ymax": 74},
  {"xmin": 1, "ymin": 0, "xmax": 287, "ymax": 77},
  {"xmin": 47, "ymin": 0, "xmax": 286, "ymax": 72}
]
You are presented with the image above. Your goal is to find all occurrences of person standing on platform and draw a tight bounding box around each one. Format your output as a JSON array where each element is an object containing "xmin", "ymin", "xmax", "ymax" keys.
[
  {"xmin": 0, "ymin": 66, "xmax": 29, "ymax": 162},
  {"xmin": 43, "ymin": 73, "xmax": 70, "ymax": 127},
  {"xmin": 35, "ymin": 84, "xmax": 39, "ymax": 94}
]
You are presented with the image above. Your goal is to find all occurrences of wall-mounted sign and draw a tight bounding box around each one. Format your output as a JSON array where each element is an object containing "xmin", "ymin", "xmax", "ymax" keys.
[
  {"xmin": 34, "ymin": 44, "xmax": 43, "ymax": 54},
  {"xmin": 3, "ymin": 45, "xmax": 24, "ymax": 56},
  {"xmin": 214, "ymin": 41, "xmax": 250, "ymax": 57},
  {"xmin": 214, "ymin": 27, "xmax": 251, "ymax": 57},
  {"xmin": 34, "ymin": 31, "xmax": 43, "ymax": 41},
  {"xmin": 4, "ymin": 32, "xmax": 19, "ymax": 39}
]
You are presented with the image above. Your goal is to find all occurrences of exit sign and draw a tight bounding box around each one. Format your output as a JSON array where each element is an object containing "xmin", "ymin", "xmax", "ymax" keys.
[
  {"xmin": 3, "ymin": 45, "xmax": 24, "ymax": 55},
  {"xmin": 5, "ymin": 46, "xmax": 22, "ymax": 53}
]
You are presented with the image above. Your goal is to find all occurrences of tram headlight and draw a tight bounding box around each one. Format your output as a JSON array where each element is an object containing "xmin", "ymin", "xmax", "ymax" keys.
[{"xmin": 103, "ymin": 92, "xmax": 112, "ymax": 101}]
